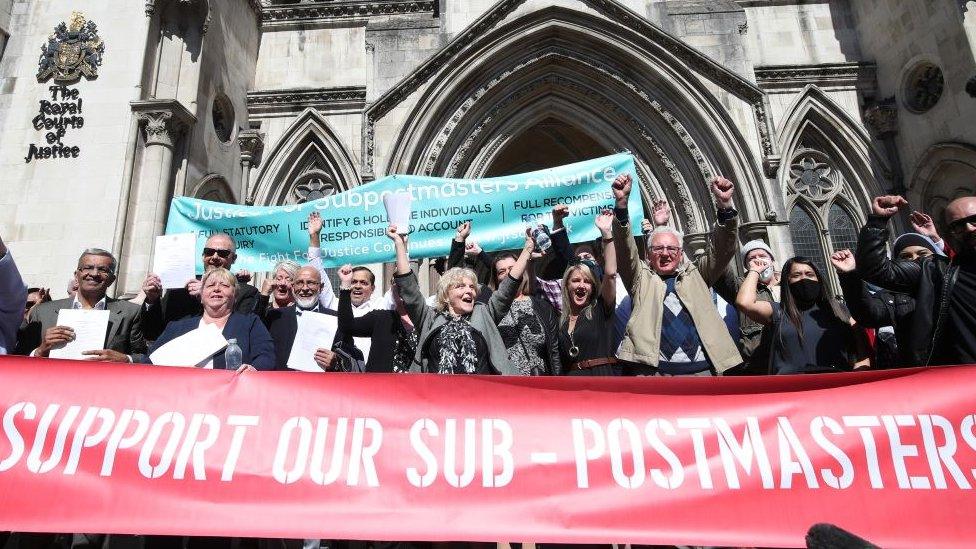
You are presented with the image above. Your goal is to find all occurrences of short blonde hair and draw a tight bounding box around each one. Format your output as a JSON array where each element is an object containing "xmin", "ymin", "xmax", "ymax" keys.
[
  {"xmin": 200, "ymin": 267, "xmax": 237, "ymax": 296},
  {"xmin": 435, "ymin": 267, "xmax": 479, "ymax": 313},
  {"xmin": 560, "ymin": 263, "xmax": 599, "ymax": 325}
]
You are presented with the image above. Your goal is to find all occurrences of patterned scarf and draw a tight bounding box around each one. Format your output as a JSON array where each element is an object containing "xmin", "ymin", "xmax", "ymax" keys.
[{"xmin": 436, "ymin": 316, "xmax": 478, "ymax": 374}]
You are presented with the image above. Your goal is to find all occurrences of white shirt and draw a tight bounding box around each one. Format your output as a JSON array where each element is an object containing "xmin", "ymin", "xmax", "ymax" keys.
[
  {"xmin": 72, "ymin": 296, "xmax": 107, "ymax": 310},
  {"xmin": 307, "ymin": 246, "xmax": 390, "ymax": 362}
]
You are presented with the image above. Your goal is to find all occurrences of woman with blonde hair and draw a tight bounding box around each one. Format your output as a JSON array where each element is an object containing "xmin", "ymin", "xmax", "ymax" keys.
[
  {"xmin": 389, "ymin": 225, "xmax": 535, "ymax": 374},
  {"xmin": 558, "ymin": 209, "xmax": 618, "ymax": 375},
  {"xmin": 146, "ymin": 267, "xmax": 274, "ymax": 371}
]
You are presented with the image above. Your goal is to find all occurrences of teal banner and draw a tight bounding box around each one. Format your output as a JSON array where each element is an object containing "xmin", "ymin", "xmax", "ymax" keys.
[{"xmin": 165, "ymin": 153, "xmax": 645, "ymax": 272}]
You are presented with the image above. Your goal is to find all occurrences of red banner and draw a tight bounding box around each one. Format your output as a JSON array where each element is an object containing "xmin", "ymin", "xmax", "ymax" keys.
[{"xmin": 1, "ymin": 356, "xmax": 975, "ymax": 547}]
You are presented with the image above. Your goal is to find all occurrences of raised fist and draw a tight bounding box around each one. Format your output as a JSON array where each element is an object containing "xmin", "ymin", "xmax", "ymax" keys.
[
  {"xmin": 709, "ymin": 177, "xmax": 734, "ymax": 208},
  {"xmin": 872, "ymin": 195, "xmax": 908, "ymax": 218}
]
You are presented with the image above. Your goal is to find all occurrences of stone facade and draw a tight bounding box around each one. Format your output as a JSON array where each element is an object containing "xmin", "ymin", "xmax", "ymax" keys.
[{"xmin": 0, "ymin": 0, "xmax": 973, "ymax": 296}]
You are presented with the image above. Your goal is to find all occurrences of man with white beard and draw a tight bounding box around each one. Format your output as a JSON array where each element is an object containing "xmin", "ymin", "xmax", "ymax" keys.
[{"xmin": 264, "ymin": 265, "xmax": 361, "ymax": 371}]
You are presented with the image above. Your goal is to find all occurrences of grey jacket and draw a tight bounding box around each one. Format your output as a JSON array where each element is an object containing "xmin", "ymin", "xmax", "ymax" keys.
[
  {"xmin": 397, "ymin": 270, "xmax": 519, "ymax": 375},
  {"xmin": 18, "ymin": 296, "xmax": 148, "ymax": 360}
]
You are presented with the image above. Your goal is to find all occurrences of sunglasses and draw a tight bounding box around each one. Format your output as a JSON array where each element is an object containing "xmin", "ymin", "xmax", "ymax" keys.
[
  {"xmin": 948, "ymin": 214, "xmax": 976, "ymax": 235},
  {"xmin": 203, "ymin": 247, "xmax": 233, "ymax": 259}
]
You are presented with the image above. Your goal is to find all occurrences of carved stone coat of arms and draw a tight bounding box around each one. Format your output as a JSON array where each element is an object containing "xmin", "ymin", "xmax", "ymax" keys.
[{"xmin": 37, "ymin": 12, "xmax": 105, "ymax": 83}]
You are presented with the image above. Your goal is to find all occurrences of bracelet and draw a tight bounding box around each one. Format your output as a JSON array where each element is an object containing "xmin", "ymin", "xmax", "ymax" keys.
[{"xmin": 601, "ymin": 236, "xmax": 614, "ymax": 243}]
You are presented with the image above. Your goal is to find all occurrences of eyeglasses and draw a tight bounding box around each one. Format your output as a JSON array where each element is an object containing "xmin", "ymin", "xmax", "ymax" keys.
[
  {"xmin": 203, "ymin": 247, "xmax": 233, "ymax": 259},
  {"xmin": 292, "ymin": 280, "xmax": 321, "ymax": 288},
  {"xmin": 77, "ymin": 265, "xmax": 114, "ymax": 275},
  {"xmin": 948, "ymin": 214, "xmax": 976, "ymax": 235},
  {"xmin": 650, "ymin": 245, "xmax": 681, "ymax": 254}
]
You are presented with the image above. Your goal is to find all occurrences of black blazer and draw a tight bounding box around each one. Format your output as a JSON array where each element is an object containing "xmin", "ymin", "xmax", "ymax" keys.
[
  {"xmin": 146, "ymin": 312, "xmax": 274, "ymax": 371},
  {"xmin": 142, "ymin": 280, "xmax": 259, "ymax": 340},
  {"xmin": 337, "ymin": 289, "xmax": 412, "ymax": 373},
  {"xmin": 264, "ymin": 305, "xmax": 358, "ymax": 371}
]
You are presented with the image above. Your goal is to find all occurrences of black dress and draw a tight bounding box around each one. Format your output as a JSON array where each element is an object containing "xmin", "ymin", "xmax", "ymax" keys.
[{"xmin": 558, "ymin": 296, "xmax": 619, "ymax": 376}]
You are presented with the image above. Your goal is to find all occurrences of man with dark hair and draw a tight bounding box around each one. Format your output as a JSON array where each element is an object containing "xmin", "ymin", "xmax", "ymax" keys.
[
  {"xmin": 857, "ymin": 194, "xmax": 976, "ymax": 366},
  {"xmin": 306, "ymin": 212, "xmax": 388, "ymax": 362},
  {"xmin": 18, "ymin": 248, "xmax": 146, "ymax": 361},
  {"xmin": 140, "ymin": 233, "xmax": 259, "ymax": 340}
]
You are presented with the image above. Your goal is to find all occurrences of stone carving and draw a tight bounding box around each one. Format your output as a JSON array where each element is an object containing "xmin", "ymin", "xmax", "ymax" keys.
[
  {"xmin": 136, "ymin": 108, "xmax": 194, "ymax": 148},
  {"xmin": 37, "ymin": 12, "xmax": 105, "ymax": 83},
  {"xmin": 294, "ymin": 171, "xmax": 338, "ymax": 203},
  {"xmin": 863, "ymin": 98, "xmax": 898, "ymax": 138},
  {"xmin": 753, "ymin": 62, "xmax": 877, "ymax": 92},
  {"xmin": 788, "ymin": 150, "xmax": 835, "ymax": 201},
  {"xmin": 261, "ymin": 1, "xmax": 436, "ymax": 28},
  {"xmin": 408, "ymin": 47, "xmax": 712, "ymax": 187},
  {"xmin": 362, "ymin": 0, "xmax": 764, "ymax": 176},
  {"xmin": 238, "ymin": 129, "xmax": 265, "ymax": 165},
  {"xmin": 247, "ymin": 86, "xmax": 367, "ymax": 114},
  {"xmin": 904, "ymin": 63, "xmax": 944, "ymax": 113},
  {"xmin": 146, "ymin": 0, "xmax": 213, "ymax": 34},
  {"xmin": 438, "ymin": 69, "xmax": 702, "ymax": 231}
]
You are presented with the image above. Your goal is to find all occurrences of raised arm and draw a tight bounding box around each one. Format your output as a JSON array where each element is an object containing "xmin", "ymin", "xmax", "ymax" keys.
[
  {"xmin": 735, "ymin": 255, "xmax": 774, "ymax": 325},
  {"xmin": 307, "ymin": 211, "xmax": 338, "ymax": 309},
  {"xmin": 694, "ymin": 177, "xmax": 739, "ymax": 286},
  {"xmin": 856, "ymin": 196, "xmax": 923, "ymax": 293},
  {"xmin": 595, "ymin": 209, "xmax": 617, "ymax": 310},
  {"xmin": 446, "ymin": 221, "xmax": 470, "ymax": 270},
  {"xmin": 546, "ymin": 205, "xmax": 573, "ymax": 278},
  {"xmin": 488, "ymin": 232, "xmax": 535, "ymax": 323},
  {"xmin": 610, "ymin": 173, "xmax": 643, "ymax": 292},
  {"xmin": 337, "ymin": 265, "xmax": 379, "ymax": 338}
]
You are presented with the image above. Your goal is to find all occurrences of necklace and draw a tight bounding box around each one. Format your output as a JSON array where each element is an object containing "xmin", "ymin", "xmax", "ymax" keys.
[{"xmin": 567, "ymin": 314, "xmax": 580, "ymax": 358}]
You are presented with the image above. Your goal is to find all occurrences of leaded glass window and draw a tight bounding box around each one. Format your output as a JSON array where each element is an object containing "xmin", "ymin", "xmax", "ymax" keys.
[
  {"xmin": 828, "ymin": 203, "xmax": 858, "ymax": 254},
  {"xmin": 789, "ymin": 206, "xmax": 828, "ymax": 275}
]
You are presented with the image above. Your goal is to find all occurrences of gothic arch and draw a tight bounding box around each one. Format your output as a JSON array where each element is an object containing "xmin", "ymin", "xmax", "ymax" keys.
[
  {"xmin": 776, "ymin": 85, "xmax": 891, "ymax": 291},
  {"xmin": 373, "ymin": 6, "xmax": 768, "ymax": 233},
  {"xmin": 907, "ymin": 142, "xmax": 976, "ymax": 227},
  {"xmin": 253, "ymin": 108, "xmax": 360, "ymax": 206},
  {"xmin": 776, "ymin": 85, "xmax": 891, "ymax": 214},
  {"xmin": 190, "ymin": 173, "xmax": 235, "ymax": 203}
]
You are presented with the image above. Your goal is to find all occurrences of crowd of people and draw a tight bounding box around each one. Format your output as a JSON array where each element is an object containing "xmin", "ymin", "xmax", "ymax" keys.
[{"xmin": 0, "ymin": 172, "xmax": 975, "ymax": 547}]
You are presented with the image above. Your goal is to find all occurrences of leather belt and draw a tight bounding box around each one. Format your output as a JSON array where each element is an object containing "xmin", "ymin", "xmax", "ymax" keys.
[{"xmin": 569, "ymin": 357, "xmax": 618, "ymax": 371}]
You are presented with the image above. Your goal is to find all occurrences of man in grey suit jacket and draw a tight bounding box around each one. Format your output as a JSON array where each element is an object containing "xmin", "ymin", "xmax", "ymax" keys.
[{"xmin": 17, "ymin": 248, "xmax": 147, "ymax": 361}]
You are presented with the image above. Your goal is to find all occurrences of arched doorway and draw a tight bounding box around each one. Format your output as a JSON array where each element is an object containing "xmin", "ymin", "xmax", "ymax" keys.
[
  {"xmin": 482, "ymin": 118, "xmax": 610, "ymax": 177},
  {"xmin": 376, "ymin": 6, "xmax": 768, "ymax": 245}
]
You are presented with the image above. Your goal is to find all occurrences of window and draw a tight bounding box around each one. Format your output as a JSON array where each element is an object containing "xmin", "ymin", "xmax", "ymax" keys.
[
  {"xmin": 903, "ymin": 62, "xmax": 944, "ymax": 114},
  {"xmin": 827, "ymin": 204, "xmax": 858, "ymax": 254},
  {"xmin": 212, "ymin": 93, "xmax": 235, "ymax": 143},
  {"xmin": 785, "ymin": 147, "xmax": 864, "ymax": 294}
]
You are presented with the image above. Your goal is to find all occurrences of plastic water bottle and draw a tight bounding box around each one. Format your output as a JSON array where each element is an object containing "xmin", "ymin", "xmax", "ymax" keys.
[
  {"xmin": 224, "ymin": 338, "xmax": 243, "ymax": 371},
  {"xmin": 532, "ymin": 225, "xmax": 552, "ymax": 252}
]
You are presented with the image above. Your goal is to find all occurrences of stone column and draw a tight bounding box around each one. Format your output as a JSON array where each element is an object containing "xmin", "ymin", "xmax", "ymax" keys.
[
  {"xmin": 119, "ymin": 99, "xmax": 196, "ymax": 295},
  {"xmin": 238, "ymin": 129, "xmax": 264, "ymax": 205},
  {"xmin": 863, "ymin": 98, "xmax": 903, "ymax": 194}
]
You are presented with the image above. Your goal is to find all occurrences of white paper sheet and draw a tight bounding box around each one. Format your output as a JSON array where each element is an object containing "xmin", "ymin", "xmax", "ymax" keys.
[
  {"xmin": 288, "ymin": 311, "xmax": 338, "ymax": 372},
  {"xmin": 49, "ymin": 309, "xmax": 111, "ymax": 360},
  {"xmin": 153, "ymin": 233, "xmax": 198, "ymax": 289},
  {"xmin": 383, "ymin": 192, "xmax": 413, "ymax": 234},
  {"xmin": 149, "ymin": 323, "xmax": 228, "ymax": 368}
]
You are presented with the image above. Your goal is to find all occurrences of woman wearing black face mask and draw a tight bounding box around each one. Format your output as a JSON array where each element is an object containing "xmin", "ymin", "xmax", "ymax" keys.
[{"xmin": 735, "ymin": 256, "xmax": 868, "ymax": 374}]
